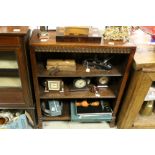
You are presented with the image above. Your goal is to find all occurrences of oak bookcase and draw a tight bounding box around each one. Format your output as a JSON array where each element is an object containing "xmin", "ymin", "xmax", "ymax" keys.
[{"xmin": 30, "ymin": 29, "xmax": 136, "ymax": 128}]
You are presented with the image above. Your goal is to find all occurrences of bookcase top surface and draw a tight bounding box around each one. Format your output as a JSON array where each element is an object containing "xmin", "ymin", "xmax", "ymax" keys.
[{"xmin": 30, "ymin": 29, "xmax": 136, "ymax": 49}]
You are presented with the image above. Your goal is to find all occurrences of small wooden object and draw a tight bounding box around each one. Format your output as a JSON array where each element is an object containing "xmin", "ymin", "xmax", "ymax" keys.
[
  {"xmin": 46, "ymin": 59, "xmax": 76, "ymax": 72},
  {"xmin": 56, "ymin": 27, "xmax": 102, "ymax": 43}
]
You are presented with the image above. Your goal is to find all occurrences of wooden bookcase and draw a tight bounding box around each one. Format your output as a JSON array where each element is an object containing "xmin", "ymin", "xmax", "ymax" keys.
[
  {"xmin": 0, "ymin": 26, "xmax": 36, "ymax": 127},
  {"xmin": 30, "ymin": 29, "xmax": 136, "ymax": 128}
]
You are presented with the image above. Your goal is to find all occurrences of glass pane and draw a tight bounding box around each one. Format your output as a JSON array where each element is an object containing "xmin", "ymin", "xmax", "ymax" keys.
[
  {"xmin": 0, "ymin": 51, "xmax": 22, "ymax": 88},
  {"xmin": 144, "ymin": 82, "xmax": 155, "ymax": 101},
  {"xmin": 0, "ymin": 51, "xmax": 18, "ymax": 69}
]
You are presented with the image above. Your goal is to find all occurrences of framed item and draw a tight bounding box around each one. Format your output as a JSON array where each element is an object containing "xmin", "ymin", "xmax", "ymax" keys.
[{"xmin": 46, "ymin": 80, "xmax": 62, "ymax": 91}]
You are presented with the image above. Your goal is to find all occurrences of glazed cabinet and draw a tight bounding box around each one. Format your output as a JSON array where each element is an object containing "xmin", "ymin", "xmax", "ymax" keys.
[{"xmin": 0, "ymin": 26, "xmax": 35, "ymax": 127}]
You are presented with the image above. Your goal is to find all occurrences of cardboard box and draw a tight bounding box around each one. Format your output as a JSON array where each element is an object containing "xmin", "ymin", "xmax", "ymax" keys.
[{"xmin": 0, "ymin": 114, "xmax": 32, "ymax": 129}]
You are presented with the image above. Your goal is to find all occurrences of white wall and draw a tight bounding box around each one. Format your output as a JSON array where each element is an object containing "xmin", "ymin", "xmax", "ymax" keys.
[{"xmin": 0, "ymin": 0, "xmax": 155, "ymax": 27}]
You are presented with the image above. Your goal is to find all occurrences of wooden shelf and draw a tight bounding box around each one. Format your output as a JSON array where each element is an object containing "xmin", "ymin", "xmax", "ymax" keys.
[
  {"xmin": 37, "ymin": 63, "xmax": 123, "ymax": 77},
  {"xmin": 40, "ymin": 85, "xmax": 116, "ymax": 99},
  {"xmin": 42, "ymin": 103, "xmax": 70, "ymax": 121},
  {"xmin": 0, "ymin": 68, "xmax": 18, "ymax": 71},
  {"xmin": 133, "ymin": 113, "xmax": 155, "ymax": 128}
]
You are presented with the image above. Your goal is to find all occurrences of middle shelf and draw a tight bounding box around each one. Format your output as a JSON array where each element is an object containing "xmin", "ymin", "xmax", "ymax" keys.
[{"xmin": 39, "ymin": 85, "xmax": 117, "ymax": 99}]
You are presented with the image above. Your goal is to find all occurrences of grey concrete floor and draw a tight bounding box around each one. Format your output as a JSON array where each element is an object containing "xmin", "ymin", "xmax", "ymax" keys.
[{"xmin": 43, "ymin": 121, "xmax": 113, "ymax": 129}]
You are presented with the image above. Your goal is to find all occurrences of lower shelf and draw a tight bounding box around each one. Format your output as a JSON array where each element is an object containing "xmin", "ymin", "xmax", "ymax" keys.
[
  {"xmin": 42, "ymin": 103, "xmax": 70, "ymax": 121},
  {"xmin": 133, "ymin": 113, "xmax": 155, "ymax": 128}
]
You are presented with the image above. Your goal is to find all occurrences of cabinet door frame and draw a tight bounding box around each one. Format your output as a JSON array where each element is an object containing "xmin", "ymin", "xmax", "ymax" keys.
[{"xmin": 0, "ymin": 47, "xmax": 33, "ymax": 107}]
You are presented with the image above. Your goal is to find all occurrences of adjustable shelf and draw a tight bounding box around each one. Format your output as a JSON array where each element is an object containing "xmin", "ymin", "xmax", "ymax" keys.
[
  {"xmin": 37, "ymin": 63, "xmax": 123, "ymax": 78},
  {"xmin": 39, "ymin": 85, "xmax": 117, "ymax": 99}
]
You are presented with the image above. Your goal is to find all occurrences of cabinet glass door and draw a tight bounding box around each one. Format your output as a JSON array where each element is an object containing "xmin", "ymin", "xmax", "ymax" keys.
[
  {"xmin": 0, "ymin": 51, "xmax": 22, "ymax": 88},
  {"xmin": 144, "ymin": 82, "xmax": 155, "ymax": 101}
]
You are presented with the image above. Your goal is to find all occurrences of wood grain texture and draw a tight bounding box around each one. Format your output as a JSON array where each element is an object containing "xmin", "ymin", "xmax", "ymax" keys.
[
  {"xmin": 0, "ymin": 26, "xmax": 29, "ymax": 35},
  {"xmin": 0, "ymin": 36, "xmax": 20, "ymax": 46},
  {"xmin": 148, "ymin": 72, "xmax": 155, "ymax": 81},
  {"xmin": 117, "ymin": 70, "xmax": 152, "ymax": 128},
  {"xmin": 40, "ymin": 86, "xmax": 117, "ymax": 99},
  {"xmin": 134, "ymin": 52, "xmax": 155, "ymax": 71},
  {"xmin": 117, "ymin": 31, "xmax": 155, "ymax": 129},
  {"xmin": 30, "ymin": 29, "xmax": 136, "ymax": 128},
  {"xmin": 0, "ymin": 88, "xmax": 24, "ymax": 104},
  {"xmin": 30, "ymin": 47, "xmax": 42, "ymax": 128},
  {"xmin": 113, "ymin": 48, "xmax": 135, "ymax": 116},
  {"xmin": 133, "ymin": 113, "xmax": 155, "ymax": 128}
]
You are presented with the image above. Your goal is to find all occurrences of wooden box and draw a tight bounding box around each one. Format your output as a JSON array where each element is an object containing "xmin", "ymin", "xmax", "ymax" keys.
[
  {"xmin": 46, "ymin": 59, "xmax": 76, "ymax": 72},
  {"xmin": 56, "ymin": 27, "xmax": 102, "ymax": 43}
]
